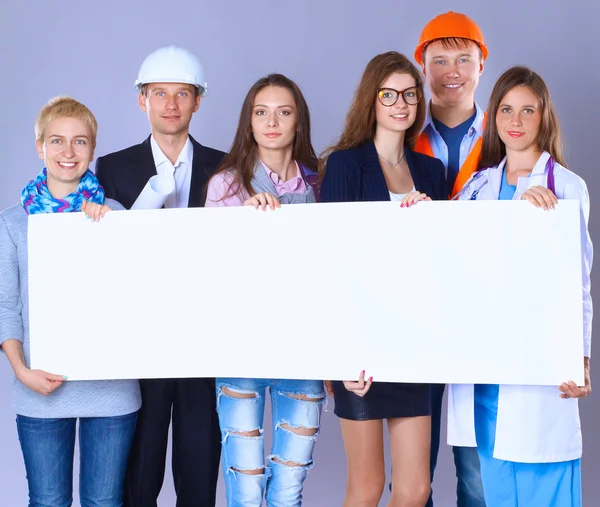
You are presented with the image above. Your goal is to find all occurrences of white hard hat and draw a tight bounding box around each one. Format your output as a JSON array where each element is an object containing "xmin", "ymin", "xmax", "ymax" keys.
[{"xmin": 134, "ymin": 45, "xmax": 208, "ymax": 96}]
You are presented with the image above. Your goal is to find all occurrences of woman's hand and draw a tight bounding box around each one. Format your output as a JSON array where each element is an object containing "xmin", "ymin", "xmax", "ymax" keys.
[
  {"xmin": 559, "ymin": 365, "xmax": 591, "ymax": 399},
  {"xmin": 81, "ymin": 200, "xmax": 112, "ymax": 222},
  {"xmin": 520, "ymin": 186, "xmax": 558, "ymax": 210},
  {"xmin": 343, "ymin": 370, "xmax": 373, "ymax": 397},
  {"xmin": 17, "ymin": 368, "xmax": 66, "ymax": 396},
  {"xmin": 244, "ymin": 192, "xmax": 280, "ymax": 211},
  {"xmin": 400, "ymin": 191, "xmax": 431, "ymax": 208},
  {"xmin": 2, "ymin": 340, "xmax": 64, "ymax": 396}
]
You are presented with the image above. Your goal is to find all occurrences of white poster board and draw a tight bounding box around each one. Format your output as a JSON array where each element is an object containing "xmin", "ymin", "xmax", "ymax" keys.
[{"xmin": 28, "ymin": 201, "xmax": 584, "ymax": 385}]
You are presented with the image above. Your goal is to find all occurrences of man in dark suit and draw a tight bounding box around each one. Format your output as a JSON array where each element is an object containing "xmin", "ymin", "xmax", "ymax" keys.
[{"xmin": 96, "ymin": 45, "xmax": 224, "ymax": 507}]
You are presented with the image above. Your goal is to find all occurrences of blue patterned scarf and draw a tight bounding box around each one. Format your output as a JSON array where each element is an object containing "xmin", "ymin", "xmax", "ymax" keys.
[{"xmin": 21, "ymin": 168, "xmax": 105, "ymax": 215}]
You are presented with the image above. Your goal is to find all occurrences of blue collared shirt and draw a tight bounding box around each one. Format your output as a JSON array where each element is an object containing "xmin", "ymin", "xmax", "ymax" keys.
[{"xmin": 420, "ymin": 102, "xmax": 486, "ymax": 181}]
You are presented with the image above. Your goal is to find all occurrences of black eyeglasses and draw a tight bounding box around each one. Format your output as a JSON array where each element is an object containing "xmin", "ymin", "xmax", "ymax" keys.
[{"xmin": 376, "ymin": 87, "xmax": 422, "ymax": 107}]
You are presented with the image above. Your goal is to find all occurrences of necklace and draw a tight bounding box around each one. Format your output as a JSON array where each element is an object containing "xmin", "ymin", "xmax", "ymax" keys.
[{"xmin": 378, "ymin": 150, "xmax": 406, "ymax": 167}]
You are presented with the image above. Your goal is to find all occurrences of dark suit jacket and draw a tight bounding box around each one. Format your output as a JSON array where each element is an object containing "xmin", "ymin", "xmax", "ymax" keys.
[
  {"xmin": 320, "ymin": 140, "xmax": 447, "ymax": 203},
  {"xmin": 95, "ymin": 135, "xmax": 226, "ymax": 209}
]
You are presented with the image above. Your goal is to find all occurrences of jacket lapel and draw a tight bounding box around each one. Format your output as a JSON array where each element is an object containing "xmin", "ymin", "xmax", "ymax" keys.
[
  {"xmin": 487, "ymin": 158, "xmax": 505, "ymax": 200},
  {"xmin": 188, "ymin": 135, "xmax": 212, "ymax": 208},
  {"xmin": 140, "ymin": 135, "xmax": 159, "ymax": 184},
  {"xmin": 360, "ymin": 141, "xmax": 391, "ymax": 201},
  {"xmin": 361, "ymin": 142, "xmax": 424, "ymax": 200},
  {"xmin": 404, "ymin": 149, "xmax": 422, "ymax": 193}
]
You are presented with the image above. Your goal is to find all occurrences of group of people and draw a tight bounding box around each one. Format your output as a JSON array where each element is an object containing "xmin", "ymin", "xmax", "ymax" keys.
[{"xmin": 0, "ymin": 10, "xmax": 593, "ymax": 507}]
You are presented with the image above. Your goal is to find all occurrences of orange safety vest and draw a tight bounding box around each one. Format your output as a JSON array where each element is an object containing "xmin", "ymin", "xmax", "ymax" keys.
[{"xmin": 414, "ymin": 113, "xmax": 487, "ymax": 199}]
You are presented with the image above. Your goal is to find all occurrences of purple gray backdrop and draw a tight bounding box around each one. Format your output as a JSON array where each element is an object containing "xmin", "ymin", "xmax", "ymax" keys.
[{"xmin": 1, "ymin": 1, "xmax": 598, "ymax": 505}]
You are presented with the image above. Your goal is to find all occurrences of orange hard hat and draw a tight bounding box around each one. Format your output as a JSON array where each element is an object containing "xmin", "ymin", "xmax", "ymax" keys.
[{"xmin": 414, "ymin": 11, "xmax": 488, "ymax": 65}]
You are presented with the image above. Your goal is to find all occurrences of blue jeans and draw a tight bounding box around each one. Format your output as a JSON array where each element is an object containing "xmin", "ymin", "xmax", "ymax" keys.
[
  {"xmin": 429, "ymin": 384, "xmax": 486, "ymax": 507},
  {"xmin": 17, "ymin": 412, "xmax": 137, "ymax": 507},
  {"xmin": 216, "ymin": 378, "xmax": 325, "ymax": 507}
]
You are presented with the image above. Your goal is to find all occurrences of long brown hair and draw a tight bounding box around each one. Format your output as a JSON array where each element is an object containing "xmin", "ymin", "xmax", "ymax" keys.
[
  {"xmin": 479, "ymin": 65, "xmax": 566, "ymax": 169},
  {"xmin": 321, "ymin": 51, "xmax": 426, "ymax": 171},
  {"xmin": 214, "ymin": 74, "xmax": 317, "ymax": 198}
]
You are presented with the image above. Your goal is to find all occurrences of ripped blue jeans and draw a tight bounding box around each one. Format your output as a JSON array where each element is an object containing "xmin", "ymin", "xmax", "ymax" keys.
[{"xmin": 216, "ymin": 378, "xmax": 324, "ymax": 507}]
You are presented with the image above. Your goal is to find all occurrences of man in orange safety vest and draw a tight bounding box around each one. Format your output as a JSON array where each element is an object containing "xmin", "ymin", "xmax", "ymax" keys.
[{"xmin": 414, "ymin": 11, "xmax": 488, "ymax": 507}]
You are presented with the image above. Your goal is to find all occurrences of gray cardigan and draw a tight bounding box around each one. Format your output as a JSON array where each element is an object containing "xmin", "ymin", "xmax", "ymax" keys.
[{"xmin": 0, "ymin": 201, "xmax": 141, "ymax": 418}]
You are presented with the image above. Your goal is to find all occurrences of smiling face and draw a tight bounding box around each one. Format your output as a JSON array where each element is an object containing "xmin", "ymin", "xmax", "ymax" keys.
[
  {"xmin": 495, "ymin": 85, "xmax": 542, "ymax": 154},
  {"xmin": 423, "ymin": 40, "xmax": 483, "ymax": 107},
  {"xmin": 374, "ymin": 72, "xmax": 419, "ymax": 135},
  {"xmin": 251, "ymin": 85, "xmax": 298, "ymax": 153},
  {"xmin": 139, "ymin": 82, "xmax": 200, "ymax": 136},
  {"xmin": 35, "ymin": 117, "xmax": 95, "ymax": 187}
]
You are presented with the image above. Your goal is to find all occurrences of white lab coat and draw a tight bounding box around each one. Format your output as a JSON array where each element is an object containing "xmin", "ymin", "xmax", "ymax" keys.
[{"xmin": 448, "ymin": 151, "xmax": 593, "ymax": 463}]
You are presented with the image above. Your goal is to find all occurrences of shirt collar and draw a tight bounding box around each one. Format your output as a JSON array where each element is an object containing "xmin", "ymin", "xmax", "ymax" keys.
[
  {"xmin": 530, "ymin": 151, "xmax": 552, "ymax": 176},
  {"xmin": 422, "ymin": 101, "xmax": 485, "ymax": 137},
  {"xmin": 261, "ymin": 159, "xmax": 303, "ymax": 190},
  {"xmin": 497, "ymin": 151, "xmax": 551, "ymax": 176},
  {"xmin": 150, "ymin": 135, "xmax": 193, "ymax": 169}
]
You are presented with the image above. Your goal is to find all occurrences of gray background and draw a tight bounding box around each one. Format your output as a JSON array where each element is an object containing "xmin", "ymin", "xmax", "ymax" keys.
[{"xmin": 1, "ymin": 1, "xmax": 598, "ymax": 505}]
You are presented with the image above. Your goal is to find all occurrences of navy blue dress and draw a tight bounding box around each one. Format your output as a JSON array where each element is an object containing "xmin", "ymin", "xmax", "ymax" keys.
[{"xmin": 320, "ymin": 141, "xmax": 447, "ymax": 420}]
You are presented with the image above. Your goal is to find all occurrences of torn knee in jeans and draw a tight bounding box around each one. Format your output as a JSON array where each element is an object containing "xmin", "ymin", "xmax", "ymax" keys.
[
  {"xmin": 284, "ymin": 392, "xmax": 325, "ymax": 403},
  {"xmin": 228, "ymin": 428, "xmax": 261, "ymax": 438},
  {"xmin": 222, "ymin": 424, "xmax": 263, "ymax": 443},
  {"xmin": 217, "ymin": 384, "xmax": 262, "ymax": 418},
  {"xmin": 270, "ymin": 455, "xmax": 313, "ymax": 468},
  {"xmin": 229, "ymin": 466, "xmax": 265, "ymax": 476},
  {"xmin": 279, "ymin": 422, "xmax": 318, "ymax": 437},
  {"xmin": 221, "ymin": 385, "xmax": 259, "ymax": 400}
]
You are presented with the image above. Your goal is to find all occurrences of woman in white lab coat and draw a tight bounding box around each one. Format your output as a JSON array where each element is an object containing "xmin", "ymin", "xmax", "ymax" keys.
[{"xmin": 450, "ymin": 66, "xmax": 593, "ymax": 506}]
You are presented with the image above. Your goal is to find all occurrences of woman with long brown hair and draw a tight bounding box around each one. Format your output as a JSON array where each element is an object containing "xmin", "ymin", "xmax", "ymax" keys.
[
  {"xmin": 453, "ymin": 66, "xmax": 592, "ymax": 506},
  {"xmin": 206, "ymin": 73, "xmax": 319, "ymax": 208},
  {"xmin": 205, "ymin": 74, "xmax": 324, "ymax": 507},
  {"xmin": 320, "ymin": 51, "xmax": 447, "ymax": 507}
]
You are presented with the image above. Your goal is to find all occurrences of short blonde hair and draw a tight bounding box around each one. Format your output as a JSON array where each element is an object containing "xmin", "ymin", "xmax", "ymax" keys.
[{"xmin": 35, "ymin": 96, "xmax": 98, "ymax": 145}]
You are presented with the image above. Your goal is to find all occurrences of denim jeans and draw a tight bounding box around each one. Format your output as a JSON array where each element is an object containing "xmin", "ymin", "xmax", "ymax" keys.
[
  {"xmin": 429, "ymin": 384, "xmax": 486, "ymax": 507},
  {"xmin": 216, "ymin": 378, "xmax": 325, "ymax": 507},
  {"xmin": 17, "ymin": 412, "xmax": 137, "ymax": 507}
]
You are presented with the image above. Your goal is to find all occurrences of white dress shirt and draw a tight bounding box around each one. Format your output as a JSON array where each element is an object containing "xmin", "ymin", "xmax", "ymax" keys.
[
  {"xmin": 388, "ymin": 187, "xmax": 416, "ymax": 201},
  {"xmin": 150, "ymin": 136, "xmax": 193, "ymax": 209}
]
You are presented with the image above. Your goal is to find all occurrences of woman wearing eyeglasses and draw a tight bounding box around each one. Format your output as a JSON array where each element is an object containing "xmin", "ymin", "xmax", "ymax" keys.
[{"xmin": 320, "ymin": 51, "xmax": 447, "ymax": 507}]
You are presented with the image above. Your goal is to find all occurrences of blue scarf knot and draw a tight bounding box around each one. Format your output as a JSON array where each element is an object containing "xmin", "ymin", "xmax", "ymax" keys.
[{"xmin": 21, "ymin": 168, "xmax": 105, "ymax": 215}]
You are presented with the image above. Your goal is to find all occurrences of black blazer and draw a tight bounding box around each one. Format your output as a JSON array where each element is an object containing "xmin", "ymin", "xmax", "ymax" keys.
[
  {"xmin": 95, "ymin": 135, "xmax": 226, "ymax": 209},
  {"xmin": 320, "ymin": 141, "xmax": 447, "ymax": 203}
]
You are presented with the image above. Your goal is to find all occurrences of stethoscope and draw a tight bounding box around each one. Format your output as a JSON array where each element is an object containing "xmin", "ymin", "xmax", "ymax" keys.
[{"xmin": 462, "ymin": 157, "xmax": 556, "ymax": 200}]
